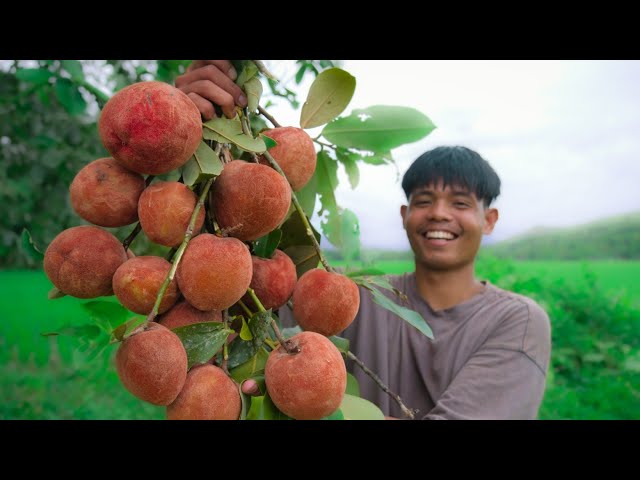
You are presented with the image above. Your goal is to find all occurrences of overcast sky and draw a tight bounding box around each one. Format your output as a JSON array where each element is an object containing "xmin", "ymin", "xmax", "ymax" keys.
[{"xmin": 265, "ymin": 60, "xmax": 640, "ymax": 250}]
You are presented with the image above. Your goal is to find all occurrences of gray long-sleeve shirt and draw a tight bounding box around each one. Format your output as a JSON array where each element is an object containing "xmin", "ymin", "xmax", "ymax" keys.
[{"xmin": 279, "ymin": 272, "xmax": 551, "ymax": 420}]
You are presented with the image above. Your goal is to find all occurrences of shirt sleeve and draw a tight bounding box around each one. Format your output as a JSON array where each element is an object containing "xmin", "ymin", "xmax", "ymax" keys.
[{"xmin": 422, "ymin": 347, "xmax": 547, "ymax": 419}]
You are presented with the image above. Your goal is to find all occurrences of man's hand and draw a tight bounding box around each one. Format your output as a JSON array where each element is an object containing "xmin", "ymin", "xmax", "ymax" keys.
[{"xmin": 175, "ymin": 60, "xmax": 248, "ymax": 120}]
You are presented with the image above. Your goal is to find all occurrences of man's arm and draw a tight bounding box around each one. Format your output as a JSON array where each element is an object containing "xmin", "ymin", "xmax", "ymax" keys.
[{"xmin": 423, "ymin": 347, "xmax": 547, "ymax": 420}]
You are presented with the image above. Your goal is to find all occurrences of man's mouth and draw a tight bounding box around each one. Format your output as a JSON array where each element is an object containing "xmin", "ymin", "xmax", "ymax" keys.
[{"xmin": 420, "ymin": 230, "xmax": 459, "ymax": 245}]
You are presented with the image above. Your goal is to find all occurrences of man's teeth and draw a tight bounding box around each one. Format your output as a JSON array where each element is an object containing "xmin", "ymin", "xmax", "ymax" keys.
[{"xmin": 425, "ymin": 231, "xmax": 455, "ymax": 240}]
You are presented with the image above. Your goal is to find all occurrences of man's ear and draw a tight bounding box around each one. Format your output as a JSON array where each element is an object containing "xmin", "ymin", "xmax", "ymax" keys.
[
  {"xmin": 483, "ymin": 208, "xmax": 499, "ymax": 234},
  {"xmin": 400, "ymin": 205, "xmax": 408, "ymax": 229}
]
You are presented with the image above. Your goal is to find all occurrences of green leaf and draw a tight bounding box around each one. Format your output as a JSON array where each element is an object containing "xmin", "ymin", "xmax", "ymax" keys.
[
  {"xmin": 15, "ymin": 68, "xmax": 51, "ymax": 85},
  {"xmin": 322, "ymin": 105, "xmax": 436, "ymax": 152},
  {"xmin": 182, "ymin": 140, "xmax": 224, "ymax": 186},
  {"xmin": 244, "ymin": 77, "xmax": 263, "ymax": 113},
  {"xmin": 236, "ymin": 61, "xmax": 259, "ymax": 88},
  {"xmin": 295, "ymin": 64, "xmax": 307, "ymax": 84},
  {"xmin": 361, "ymin": 151, "xmax": 394, "ymax": 165},
  {"xmin": 300, "ymin": 68, "xmax": 356, "ymax": 129},
  {"xmin": 329, "ymin": 335, "xmax": 349, "ymax": 354},
  {"xmin": 253, "ymin": 229, "xmax": 282, "ymax": 259},
  {"xmin": 227, "ymin": 310, "xmax": 273, "ymax": 369},
  {"xmin": 281, "ymin": 326, "xmax": 302, "ymax": 338},
  {"xmin": 322, "ymin": 208, "xmax": 360, "ymax": 264},
  {"xmin": 61, "ymin": 60, "xmax": 84, "ymax": 83},
  {"xmin": 239, "ymin": 316, "xmax": 253, "ymax": 341},
  {"xmin": 339, "ymin": 394, "xmax": 385, "ymax": 420},
  {"xmin": 283, "ymin": 245, "xmax": 320, "ymax": 278},
  {"xmin": 111, "ymin": 317, "xmax": 144, "ymax": 342},
  {"xmin": 294, "ymin": 169, "xmax": 318, "ymax": 218},
  {"xmin": 322, "ymin": 409, "xmax": 345, "ymax": 420},
  {"xmin": 366, "ymin": 287, "xmax": 433, "ymax": 339},
  {"xmin": 260, "ymin": 133, "xmax": 277, "ymax": 150},
  {"xmin": 54, "ymin": 77, "xmax": 87, "ymax": 116},
  {"xmin": 230, "ymin": 347, "xmax": 270, "ymax": 384},
  {"xmin": 203, "ymin": 117, "xmax": 266, "ymax": 153},
  {"xmin": 172, "ymin": 322, "xmax": 232, "ymax": 369},
  {"xmin": 239, "ymin": 388, "xmax": 250, "ymax": 420},
  {"xmin": 345, "ymin": 373, "xmax": 360, "ymax": 396},
  {"xmin": 278, "ymin": 211, "xmax": 321, "ymax": 251},
  {"xmin": 335, "ymin": 149, "xmax": 360, "ymax": 189},
  {"xmin": 21, "ymin": 228, "xmax": 44, "ymax": 262},
  {"xmin": 315, "ymin": 151, "xmax": 339, "ymax": 218}
]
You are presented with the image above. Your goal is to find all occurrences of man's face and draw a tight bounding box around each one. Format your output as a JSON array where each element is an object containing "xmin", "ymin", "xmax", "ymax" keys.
[{"xmin": 400, "ymin": 181, "xmax": 498, "ymax": 271}]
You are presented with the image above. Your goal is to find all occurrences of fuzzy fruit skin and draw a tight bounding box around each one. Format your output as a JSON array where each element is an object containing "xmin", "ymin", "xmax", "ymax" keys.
[
  {"xmin": 138, "ymin": 181, "xmax": 205, "ymax": 247},
  {"xmin": 98, "ymin": 81, "xmax": 202, "ymax": 175},
  {"xmin": 242, "ymin": 249, "xmax": 297, "ymax": 311},
  {"xmin": 176, "ymin": 233, "xmax": 253, "ymax": 311},
  {"xmin": 210, "ymin": 160, "xmax": 291, "ymax": 241},
  {"xmin": 265, "ymin": 331, "xmax": 346, "ymax": 420},
  {"xmin": 292, "ymin": 269, "xmax": 360, "ymax": 337},
  {"xmin": 157, "ymin": 300, "xmax": 222, "ymax": 330},
  {"xmin": 70, "ymin": 157, "xmax": 145, "ymax": 227},
  {"xmin": 167, "ymin": 364, "xmax": 241, "ymax": 420},
  {"xmin": 116, "ymin": 322, "xmax": 188, "ymax": 406},
  {"xmin": 44, "ymin": 225, "xmax": 127, "ymax": 298},
  {"xmin": 259, "ymin": 127, "xmax": 317, "ymax": 191},
  {"xmin": 112, "ymin": 256, "xmax": 179, "ymax": 315}
]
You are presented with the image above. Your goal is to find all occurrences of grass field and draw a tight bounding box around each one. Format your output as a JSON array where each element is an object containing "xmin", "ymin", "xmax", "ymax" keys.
[{"xmin": 2, "ymin": 260, "xmax": 639, "ymax": 419}]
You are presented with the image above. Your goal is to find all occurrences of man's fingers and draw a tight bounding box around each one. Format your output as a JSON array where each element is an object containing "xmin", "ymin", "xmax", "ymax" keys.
[
  {"xmin": 178, "ymin": 79, "xmax": 238, "ymax": 119},
  {"xmin": 187, "ymin": 92, "xmax": 216, "ymax": 121},
  {"xmin": 241, "ymin": 379, "xmax": 261, "ymax": 396},
  {"xmin": 187, "ymin": 60, "xmax": 237, "ymax": 80}
]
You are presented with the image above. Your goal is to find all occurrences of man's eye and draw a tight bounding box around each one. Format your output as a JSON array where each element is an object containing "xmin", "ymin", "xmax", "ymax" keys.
[{"xmin": 454, "ymin": 202, "xmax": 469, "ymax": 208}]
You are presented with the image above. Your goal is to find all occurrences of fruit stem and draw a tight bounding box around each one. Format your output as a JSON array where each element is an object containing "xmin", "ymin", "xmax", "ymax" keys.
[
  {"xmin": 251, "ymin": 60, "xmax": 278, "ymax": 81},
  {"xmin": 122, "ymin": 222, "xmax": 142, "ymax": 252},
  {"xmin": 346, "ymin": 351, "xmax": 416, "ymax": 420},
  {"xmin": 145, "ymin": 176, "xmax": 215, "ymax": 323},
  {"xmin": 261, "ymin": 150, "xmax": 334, "ymax": 273},
  {"xmin": 247, "ymin": 287, "xmax": 299, "ymax": 354},
  {"xmin": 237, "ymin": 299, "xmax": 253, "ymax": 317},
  {"xmin": 239, "ymin": 111, "xmax": 260, "ymax": 163},
  {"xmin": 257, "ymin": 105, "xmax": 282, "ymax": 128},
  {"xmin": 222, "ymin": 309, "xmax": 230, "ymax": 374}
]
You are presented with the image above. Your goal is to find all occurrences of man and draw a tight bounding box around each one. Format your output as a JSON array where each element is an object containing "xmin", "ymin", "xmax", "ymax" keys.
[{"xmin": 177, "ymin": 61, "xmax": 552, "ymax": 420}]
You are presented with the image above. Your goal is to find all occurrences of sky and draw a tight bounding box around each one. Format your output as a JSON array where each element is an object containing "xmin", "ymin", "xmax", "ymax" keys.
[{"xmin": 264, "ymin": 60, "xmax": 640, "ymax": 250}]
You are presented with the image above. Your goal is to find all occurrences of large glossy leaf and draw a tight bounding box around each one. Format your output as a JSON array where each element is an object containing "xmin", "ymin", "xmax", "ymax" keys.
[
  {"xmin": 173, "ymin": 322, "xmax": 232, "ymax": 369},
  {"xmin": 283, "ymin": 245, "xmax": 320, "ymax": 278},
  {"xmin": 339, "ymin": 394, "xmax": 385, "ymax": 420},
  {"xmin": 322, "ymin": 208, "xmax": 360, "ymax": 264},
  {"xmin": 182, "ymin": 140, "xmax": 224, "ymax": 186},
  {"xmin": 202, "ymin": 117, "xmax": 266, "ymax": 153},
  {"xmin": 322, "ymin": 105, "xmax": 436, "ymax": 152},
  {"xmin": 366, "ymin": 287, "xmax": 433, "ymax": 339},
  {"xmin": 300, "ymin": 68, "xmax": 356, "ymax": 129},
  {"xmin": 246, "ymin": 393, "xmax": 292, "ymax": 420},
  {"xmin": 335, "ymin": 148, "xmax": 360, "ymax": 189}
]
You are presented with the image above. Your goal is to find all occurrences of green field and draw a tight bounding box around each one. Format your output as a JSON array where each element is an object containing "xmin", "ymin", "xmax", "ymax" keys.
[{"xmin": 2, "ymin": 260, "xmax": 639, "ymax": 419}]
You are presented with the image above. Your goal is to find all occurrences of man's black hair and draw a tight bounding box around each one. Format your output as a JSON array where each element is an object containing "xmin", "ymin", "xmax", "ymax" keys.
[{"xmin": 401, "ymin": 146, "xmax": 501, "ymax": 206}]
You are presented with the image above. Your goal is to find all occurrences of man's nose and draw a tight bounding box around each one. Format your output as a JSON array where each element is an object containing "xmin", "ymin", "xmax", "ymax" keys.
[{"xmin": 428, "ymin": 200, "xmax": 452, "ymax": 221}]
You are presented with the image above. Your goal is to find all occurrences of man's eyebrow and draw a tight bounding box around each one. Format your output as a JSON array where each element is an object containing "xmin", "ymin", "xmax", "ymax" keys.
[{"xmin": 451, "ymin": 190, "xmax": 474, "ymax": 197}]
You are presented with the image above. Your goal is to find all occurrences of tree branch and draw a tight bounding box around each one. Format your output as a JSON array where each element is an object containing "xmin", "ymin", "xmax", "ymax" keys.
[{"xmin": 258, "ymin": 105, "xmax": 282, "ymax": 128}]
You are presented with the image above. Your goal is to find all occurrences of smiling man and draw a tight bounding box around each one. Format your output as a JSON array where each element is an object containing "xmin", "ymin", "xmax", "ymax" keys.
[{"xmin": 329, "ymin": 146, "xmax": 552, "ymax": 419}]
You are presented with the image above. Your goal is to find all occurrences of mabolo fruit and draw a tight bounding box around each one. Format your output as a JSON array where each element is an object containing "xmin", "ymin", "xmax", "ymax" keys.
[
  {"xmin": 259, "ymin": 127, "xmax": 317, "ymax": 191},
  {"xmin": 44, "ymin": 225, "xmax": 127, "ymax": 298},
  {"xmin": 116, "ymin": 322, "xmax": 188, "ymax": 406},
  {"xmin": 98, "ymin": 81, "xmax": 202, "ymax": 175},
  {"xmin": 69, "ymin": 157, "xmax": 145, "ymax": 227},
  {"xmin": 292, "ymin": 268, "xmax": 360, "ymax": 337},
  {"xmin": 265, "ymin": 331, "xmax": 346, "ymax": 420}
]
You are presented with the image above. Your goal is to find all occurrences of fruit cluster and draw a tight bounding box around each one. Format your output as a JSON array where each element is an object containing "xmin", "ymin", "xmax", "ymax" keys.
[{"xmin": 44, "ymin": 81, "xmax": 360, "ymax": 420}]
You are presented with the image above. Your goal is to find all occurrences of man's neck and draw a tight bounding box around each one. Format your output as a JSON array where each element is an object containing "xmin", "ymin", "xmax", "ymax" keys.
[{"xmin": 414, "ymin": 262, "xmax": 485, "ymax": 311}]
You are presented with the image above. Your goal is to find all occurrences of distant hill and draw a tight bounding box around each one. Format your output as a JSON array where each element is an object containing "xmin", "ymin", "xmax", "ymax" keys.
[{"xmin": 486, "ymin": 211, "xmax": 640, "ymax": 260}]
